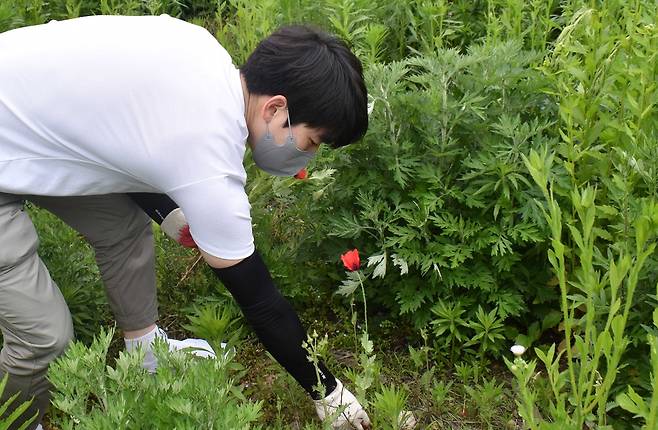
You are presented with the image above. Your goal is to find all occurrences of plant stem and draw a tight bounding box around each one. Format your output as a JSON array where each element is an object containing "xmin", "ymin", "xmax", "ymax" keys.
[
  {"xmin": 350, "ymin": 296, "xmax": 358, "ymax": 350},
  {"xmin": 356, "ymin": 271, "xmax": 368, "ymax": 334}
]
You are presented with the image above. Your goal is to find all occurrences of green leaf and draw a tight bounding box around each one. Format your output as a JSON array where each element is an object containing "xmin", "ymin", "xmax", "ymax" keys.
[
  {"xmin": 616, "ymin": 386, "xmax": 649, "ymax": 419},
  {"xmin": 337, "ymin": 273, "xmax": 360, "ymax": 297},
  {"xmin": 542, "ymin": 311, "xmax": 562, "ymax": 331},
  {"xmin": 391, "ymin": 253, "xmax": 409, "ymax": 275},
  {"xmin": 360, "ymin": 332, "xmax": 374, "ymax": 355},
  {"xmin": 368, "ymin": 252, "xmax": 387, "ymax": 279}
]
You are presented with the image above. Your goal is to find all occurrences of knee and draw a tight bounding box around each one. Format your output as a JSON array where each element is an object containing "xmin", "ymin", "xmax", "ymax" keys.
[
  {"xmin": 32, "ymin": 314, "xmax": 74, "ymax": 363},
  {"xmin": 1, "ymin": 322, "xmax": 74, "ymax": 376},
  {"xmin": 33, "ymin": 321, "xmax": 74, "ymax": 366},
  {"xmin": 49, "ymin": 322, "xmax": 75, "ymax": 358}
]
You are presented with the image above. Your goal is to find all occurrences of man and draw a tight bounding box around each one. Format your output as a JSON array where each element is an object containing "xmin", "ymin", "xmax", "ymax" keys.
[{"xmin": 0, "ymin": 14, "xmax": 370, "ymax": 430}]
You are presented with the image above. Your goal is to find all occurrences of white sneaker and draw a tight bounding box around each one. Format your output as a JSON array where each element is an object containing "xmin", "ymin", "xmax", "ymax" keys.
[
  {"xmin": 35, "ymin": 425, "xmax": 43, "ymax": 430},
  {"xmin": 125, "ymin": 326, "xmax": 224, "ymax": 373},
  {"xmin": 167, "ymin": 337, "xmax": 219, "ymax": 358}
]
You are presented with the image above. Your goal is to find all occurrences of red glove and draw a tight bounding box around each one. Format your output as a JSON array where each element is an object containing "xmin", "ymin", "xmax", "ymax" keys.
[{"xmin": 160, "ymin": 208, "xmax": 197, "ymax": 248}]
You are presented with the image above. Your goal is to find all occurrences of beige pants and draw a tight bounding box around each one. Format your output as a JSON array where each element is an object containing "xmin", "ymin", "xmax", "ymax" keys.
[{"xmin": 0, "ymin": 192, "xmax": 158, "ymax": 429}]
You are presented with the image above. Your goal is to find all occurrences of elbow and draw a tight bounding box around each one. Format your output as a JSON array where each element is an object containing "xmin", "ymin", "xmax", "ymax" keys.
[{"xmin": 199, "ymin": 249, "xmax": 244, "ymax": 269}]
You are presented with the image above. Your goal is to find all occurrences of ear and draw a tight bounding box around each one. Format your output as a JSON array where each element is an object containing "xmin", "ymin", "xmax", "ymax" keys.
[{"xmin": 260, "ymin": 95, "xmax": 288, "ymax": 123}]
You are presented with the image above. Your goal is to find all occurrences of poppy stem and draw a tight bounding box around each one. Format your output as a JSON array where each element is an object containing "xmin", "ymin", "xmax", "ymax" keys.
[
  {"xmin": 350, "ymin": 296, "xmax": 358, "ymax": 350},
  {"xmin": 356, "ymin": 271, "xmax": 368, "ymax": 334}
]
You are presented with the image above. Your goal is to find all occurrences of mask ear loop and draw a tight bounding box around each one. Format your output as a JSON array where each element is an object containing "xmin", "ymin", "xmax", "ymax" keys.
[{"xmin": 285, "ymin": 108, "xmax": 293, "ymax": 139}]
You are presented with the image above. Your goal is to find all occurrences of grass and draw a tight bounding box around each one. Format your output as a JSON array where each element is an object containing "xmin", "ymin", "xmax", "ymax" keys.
[{"xmin": 234, "ymin": 333, "xmax": 521, "ymax": 429}]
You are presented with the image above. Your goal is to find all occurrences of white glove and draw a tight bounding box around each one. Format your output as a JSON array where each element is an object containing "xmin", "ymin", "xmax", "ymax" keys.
[
  {"xmin": 161, "ymin": 207, "xmax": 197, "ymax": 248},
  {"xmin": 314, "ymin": 379, "xmax": 371, "ymax": 430}
]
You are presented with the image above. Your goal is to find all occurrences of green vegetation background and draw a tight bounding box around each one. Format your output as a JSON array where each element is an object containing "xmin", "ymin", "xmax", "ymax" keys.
[{"xmin": 1, "ymin": 0, "xmax": 657, "ymax": 429}]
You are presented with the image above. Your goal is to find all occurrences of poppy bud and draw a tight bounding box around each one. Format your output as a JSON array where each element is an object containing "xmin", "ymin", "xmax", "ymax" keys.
[
  {"xmin": 294, "ymin": 168, "xmax": 308, "ymax": 180},
  {"xmin": 340, "ymin": 249, "xmax": 360, "ymax": 271}
]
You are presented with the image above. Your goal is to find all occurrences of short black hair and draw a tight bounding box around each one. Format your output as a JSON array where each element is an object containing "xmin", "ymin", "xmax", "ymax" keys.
[{"xmin": 240, "ymin": 25, "xmax": 368, "ymax": 148}]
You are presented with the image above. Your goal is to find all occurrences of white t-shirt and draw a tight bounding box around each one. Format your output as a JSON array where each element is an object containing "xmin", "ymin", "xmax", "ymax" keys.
[{"xmin": 0, "ymin": 15, "xmax": 254, "ymax": 259}]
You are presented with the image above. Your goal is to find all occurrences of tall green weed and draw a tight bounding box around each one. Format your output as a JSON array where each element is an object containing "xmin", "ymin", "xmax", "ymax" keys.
[{"xmin": 507, "ymin": 1, "xmax": 658, "ymax": 428}]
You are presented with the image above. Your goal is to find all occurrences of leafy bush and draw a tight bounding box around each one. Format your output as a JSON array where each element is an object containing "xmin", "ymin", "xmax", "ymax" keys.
[
  {"xmin": 48, "ymin": 328, "xmax": 262, "ymax": 429},
  {"xmin": 272, "ymin": 41, "xmax": 560, "ymax": 345}
]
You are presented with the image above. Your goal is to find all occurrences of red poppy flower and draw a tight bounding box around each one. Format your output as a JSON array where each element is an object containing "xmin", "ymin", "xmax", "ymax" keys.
[
  {"xmin": 294, "ymin": 168, "xmax": 308, "ymax": 180},
  {"xmin": 341, "ymin": 249, "xmax": 360, "ymax": 271}
]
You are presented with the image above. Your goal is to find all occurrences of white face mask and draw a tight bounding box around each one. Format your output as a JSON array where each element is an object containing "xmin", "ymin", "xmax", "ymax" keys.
[{"xmin": 251, "ymin": 109, "xmax": 314, "ymax": 176}]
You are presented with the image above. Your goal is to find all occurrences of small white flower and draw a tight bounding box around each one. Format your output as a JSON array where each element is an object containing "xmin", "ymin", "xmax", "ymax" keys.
[{"xmin": 511, "ymin": 345, "xmax": 526, "ymax": 357}]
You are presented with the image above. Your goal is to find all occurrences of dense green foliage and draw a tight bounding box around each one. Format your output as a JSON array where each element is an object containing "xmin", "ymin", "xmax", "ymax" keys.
[
  {"xmin": 2, "ymin": 0, "xmax": 657, "ymax": 428},
  {"xmin": 48, "ymin": 328, "xmax": 262, "ymax": 429}
]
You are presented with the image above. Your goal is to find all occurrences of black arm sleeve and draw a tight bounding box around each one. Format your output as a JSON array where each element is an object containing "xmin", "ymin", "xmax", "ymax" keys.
[
  {"xmin": 212, "ymin": 250, "xmax": 337, "ymax": 400},
  {"xmin": 128, "ymin": 193, "xmax": 178, "ymax": 224},
  {"xmin": 128, "ymin": 194, "xmax": 336, "ymax": 397}
]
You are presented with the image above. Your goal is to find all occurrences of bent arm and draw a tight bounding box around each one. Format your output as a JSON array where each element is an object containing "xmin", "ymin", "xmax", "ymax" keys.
[
  {"xmin": 212, "ymin": 250, "xmax": 337, "ymax": 399},
  {"xmin": 129, "ymin": 192, "xmax": 335, "ymax": 396}
]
